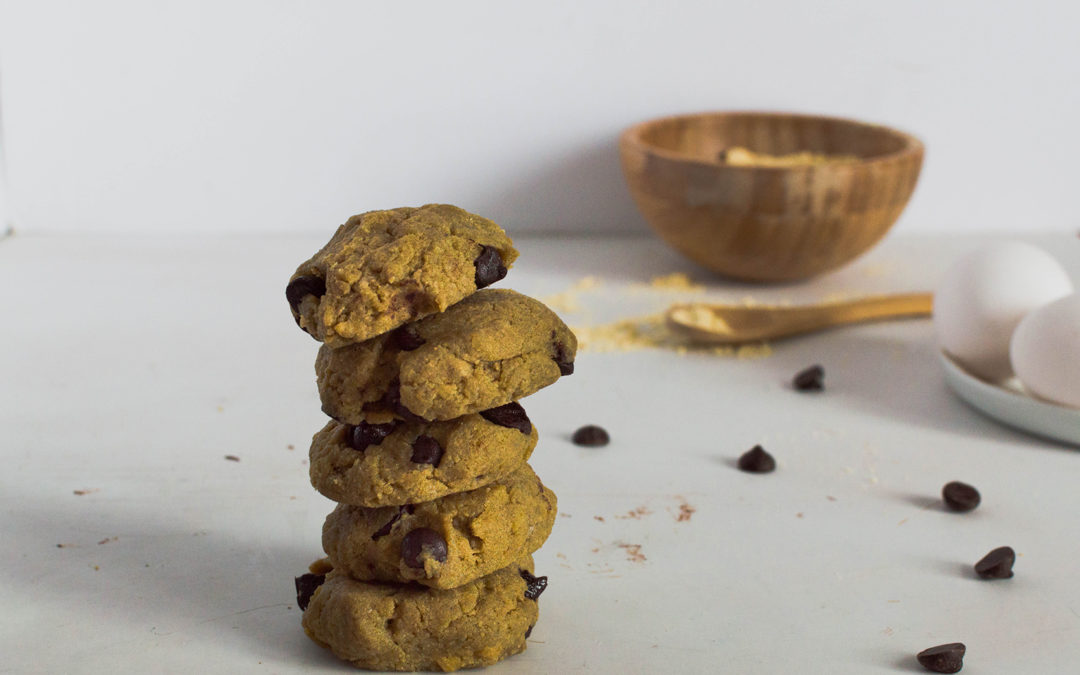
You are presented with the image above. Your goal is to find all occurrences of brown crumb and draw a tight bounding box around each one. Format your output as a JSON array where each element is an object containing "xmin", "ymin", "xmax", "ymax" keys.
[
  {"xmin": 558, "ymin": 512, "xmax": 572, "ymax": 518},
  {"xmin": 97, "ymin": 537, "xmax": 117, "ymax": 545},
  {"xmin": 826, "ymin": 495, "xmax": 837, "ymax": 502},
  {"xmin": 224, "ymin": 455, "xmax": 240, "ymax": 462},
  {"xmin": 591, "ymin": 547, "xmax": 600, "ymax": 554},
  {"xmin": 615, "ymin": 506, "xmax": 652, "ymax": 520},
  {"xmin": 91, "ymin": 565, "xmax": 100, "ymax": 571},
  {"xmin": 617, "ymin": 543, "xmax": 646, "ymax": 563},
  {"xmin": 594, "ymin": 516, "xmax": 605, "ymax": 522},
  {"xmin": 287, "ymin": 444, "xmax": 295, "ymax": 450},
  {"xmin": 796, "ymin": 512, "xmax": 804, "ymax": 519},
  {"xmin": 73, "ymin": 489, "xmax": 99, "ymax": 496},
  {"xmin": 675, "ymin": 499, "xmax": 696, "ymax": 522}
]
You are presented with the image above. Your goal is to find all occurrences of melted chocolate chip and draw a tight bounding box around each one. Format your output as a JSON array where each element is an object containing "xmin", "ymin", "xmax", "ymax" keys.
[
  {"xmin": 474, "ymin": 245, "xmax": 507, "ymax": 288},
  {"xmin": 294, "ymin": 573, "xmax": 325, "ymax": 611},
  {"xmin": 737, "ymin": 445, "xmax": 776, "ymax": 473},
  {"xmin": 520, "ymin": 569, "xmax": 548, "ymax": 600},
  {"xmin": 974, "ymin": 546, "xmax": 1015, "ymax": 579},
  {"xmin": 524, "ymin": 625, "xmax": 534, "ymax": 639},
  {"xmin": 371, "ymin": 506, "xmax": 409, "ymax": 541},
  {"xmin": 286, "ymin": 275, "xmax": 326, "ymax": 313},
  {"xmin": 410, "ymin": 435, "xmax": 444, "ymax": 466},
  {"xmin": 392, "ymin": 324, "xmax": 426, "ymax": 351},
  {"xmin": 347, "ymin": 421, "xmax": 397, "ymax": 452},
  {"xmin": 916, "ymin": 643, "xmax": 966, "ymax": 673},
  {"xmin": 571, "ymin": 425, "xmax": 610, "ymax": 447},
  {"xmin": 942, "ymin": 481, "xmax": 981, "ymax": 512},
  {"xmin": 553, "ymin": 341, "xmax": 574, "ymax": 376},
  {"xmin": 400, "ymin": 528, "xmax": 448, "ymax": 569},
  {"xmin": 380, "ymin": 382, "xmax": 426, "ymax": 422},
  {"xmin": 793, "ymin": 364, "xmax": 824, "ymax": 391},
  {"xmin": 479, "ymin": 402, "xmax": 532, "ymax": 435}
]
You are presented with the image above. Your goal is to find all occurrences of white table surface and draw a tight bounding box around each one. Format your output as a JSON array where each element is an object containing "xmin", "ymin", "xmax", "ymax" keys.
[{"xmin": 2, "ymin": 232, "xmax": 1079, "ymax": 674}]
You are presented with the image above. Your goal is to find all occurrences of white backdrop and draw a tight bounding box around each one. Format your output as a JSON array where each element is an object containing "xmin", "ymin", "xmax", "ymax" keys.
[{"xmin": 1, "ymin": 0, "xmax": 1078, "ymax": 236}]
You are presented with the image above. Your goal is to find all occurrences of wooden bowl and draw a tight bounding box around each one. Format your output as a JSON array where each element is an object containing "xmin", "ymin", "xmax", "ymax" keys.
[{"xmin": 619, "ymin": 111, "xmax": 924, "ymax": 282}]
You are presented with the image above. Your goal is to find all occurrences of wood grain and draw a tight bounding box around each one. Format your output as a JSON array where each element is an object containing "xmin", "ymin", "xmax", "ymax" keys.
[{"xmin": 619, "ymin": 111, "xmax": 924, "ymax": 282}]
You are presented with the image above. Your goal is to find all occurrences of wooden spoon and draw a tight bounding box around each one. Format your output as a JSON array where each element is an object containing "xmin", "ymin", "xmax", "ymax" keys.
[{"xmin": 666, "ymin": 293, "xmax": 933, "ymax": 344}]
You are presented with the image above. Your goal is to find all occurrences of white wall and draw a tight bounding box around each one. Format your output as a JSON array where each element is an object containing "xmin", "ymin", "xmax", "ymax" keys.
[{"xmin": 1, "ymin": 0, "xmax": 1078, "ymax": 236}]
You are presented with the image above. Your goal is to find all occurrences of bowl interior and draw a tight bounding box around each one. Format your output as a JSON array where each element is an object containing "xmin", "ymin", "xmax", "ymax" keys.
[{"xmin": 635, "ymin": 112, "xmax": 917, "ymax": 165}]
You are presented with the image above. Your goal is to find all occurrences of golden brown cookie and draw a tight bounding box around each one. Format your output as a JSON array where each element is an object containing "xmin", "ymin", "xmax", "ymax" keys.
[
  {"xmin": 287, "ymin": 204, "xmax": 518, "ymax": 346},
  {"xmin": 308, "ymin": 406, "xmax": 538, "ymax": 508},
  {"xmin": 316, "ymin": 289, "xmax": 577, "ymax": 422},
  {"xmin": 322, "ymin": 463, "xmax": 556, "ymax": 590},
  {"xmin": 300, "ymin": 557, "xmax": 546, "ymax": 672}
]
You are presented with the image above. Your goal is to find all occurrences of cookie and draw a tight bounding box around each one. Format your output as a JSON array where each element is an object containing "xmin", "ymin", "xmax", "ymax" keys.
[
  {"xmin": 308, "ymin": 407, "xmax": 538, "ymax": 507},
  {"xmin": 287, "ymin": 204, "xmax": 518, "ymax": 346},
  {"xmin": 322, "ymin": 463, "xmax": 556, "ymax": 589},
  {"xmin": 316, "ymin": 289, "xmax": 577, "ymax": 422},
  {"xmin": 301, "ymin": 556, "xmax": 544, "ymax": 672}
]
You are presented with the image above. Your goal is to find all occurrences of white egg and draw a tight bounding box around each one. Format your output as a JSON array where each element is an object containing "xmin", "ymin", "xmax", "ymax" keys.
[
  {"xmin": 933, "ymin": 242, "xmax": 1072, "ymax": 381},
  {"xmin": 1010, "ymin": 293, "xmax": 1080, "ymax": 408}
]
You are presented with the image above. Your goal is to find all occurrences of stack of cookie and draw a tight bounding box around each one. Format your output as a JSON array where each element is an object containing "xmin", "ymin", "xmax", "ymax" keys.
[{"xmin": 286, "ymin": 205, "xmax": 576, "ymax": 672}]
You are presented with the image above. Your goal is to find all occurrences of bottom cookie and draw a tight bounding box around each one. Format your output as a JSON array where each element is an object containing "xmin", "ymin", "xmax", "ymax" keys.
[{"xmin": 300, "ymin": 556, "xmax": 545, "ymax": 672}]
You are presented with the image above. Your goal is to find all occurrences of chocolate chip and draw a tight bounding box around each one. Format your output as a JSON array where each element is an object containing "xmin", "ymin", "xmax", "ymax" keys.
[
  {"xmin": 916, "ymin": 642, "xmax": 966, "ymax": 673},
  {"xmin": 479, "ymin": 402, "xmax": 532, "ymax": 434},
  {"xmin": 347, "ymin": 421, "xmax": 397, "ymax": 452},
  {"xmin": 286, "ymin": 275, "xmax": 326, "ymax": 313},
  {"xmin": 553, "ymin": 341, "xmax": 574, "ymax": 376},
  {"xmin": 524, "ymin": 625, "xmax": 534, "ymax": 639},
  {"xmin": 410, "ymin": 435, "xmax": 444, "ymax": 466},
  {"xmin": 372, "ymin": 506, "xmax": 408, "ymax": 541},
  {"xmin": 294, "ymin": 573, "xmax": 325, "ymax": 611},
  {"xmin": 942, "ymin": 481, "xmax": 981, "ymax": 512},
  {"xmin": 793, "ymin": 364, "xmax": 824, "ymax": 391},
  {"xmin": 974, "ymin": 546, "xmax": 1015, "ymax": 579},
  {"xmin": 520, "ymin": 569, "xmax": 548, "ymax": 600},
  {"xmin": 737, "ymin": 445, "xmax": 775, "ymax": 473},
  {"xmin": 380, "ymin": 382, "xmax": 426, "ymax": 422},
  {"xmin": 474, "ymin": 245, "xmax": 507, "ymax": 288},
  {"xmin": 400, "ymin": 528, "xmax": 447, "ymax": 569},
  {"xmin": 571, "ymin": 425, "xmax": 609, "ymax": 447},
  {"xmin": 392, "ymin": 324, "xmax": 426, "ymax": 351}
]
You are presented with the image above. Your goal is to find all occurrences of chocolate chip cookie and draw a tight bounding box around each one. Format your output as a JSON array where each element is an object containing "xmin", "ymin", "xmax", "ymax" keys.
[
  {"xmin": 301, "ymin": 556, "xmax": 544, "ymax": 672},
  {"xmin": 287, "ymin": 204, "xmax": 518, "ymax": 346},
  {"xmin": 308, "ymin": 406, "xmax": 538, "ymax": 507},
  {"xmin": 316, "ymin": 289, "xmax": 577, "ymax": 422},
  {"xmin": 322, "ymin": 463, "xmax": 556, "ymax": 589}
]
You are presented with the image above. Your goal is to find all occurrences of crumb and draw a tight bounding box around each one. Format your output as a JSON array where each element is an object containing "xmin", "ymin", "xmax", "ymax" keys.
[
  {"xmin": 645, "ymin": 272, "xmax": 704, "ymax": 292},
  {"xmin": 289, "ymin": 496, "xmax": 297, "ymax": 500},
  {"xmin": 287, "ymin": 444, "xmax": 295, "ymax": 450},
  {"xmin": 882, "ymin": 627, "xmax": 894, "ymax": 636},
  {"xmin": 558, "ymin": 512, "xmax": 572, "ymax": 518},
  {"xmin": 615, "ymin": 506, "xmax": 652, "ymax": 520},
  {"xmin": 556, "ymin": 553, "xmax": 567, "ymax": 560},
  {"xmin": 897, "ymin": 518, "xmax": 908, "ymax": 526},
  {"xmin": 73, "ymin": 489, "xmax": 99, "ymax": 496},
  {"xmin": 796, "ymin": 512, "xmax": 804, "ymax": 518},
  {"xmin": 591, "ymin": 547, "xmax": 600, "ymax": 554},
  {"xmin": 826, "ymin": 495, "xmax": 837, "ymax": 502},
  {"xmin": 97, "ymin": 537, "xmax": 117, "ymax": 545},
  {"xmin": 224, "ymin": 455, "xmax": 240, "ymax": 462},
  {"xmin": 540, "ymin": 276, "xmax": 600, "ymax": 313},
  {"xmin": 594, "ymin": 516, "xmax": 605, "ymax": 522},
  {"xmin": 91, "ymin": 565, "xmax": 100, "ymax": 571},
  {"xmin": 676, "ymin": 502, "xmax": 696, "ymax": 522},
  {"xmin": 616, "ymin": 543, "xmax": 646, "ymax": 563},
  {"xmin": 217, "ymin": 406, "xmax": 224, "ymax": 413}
]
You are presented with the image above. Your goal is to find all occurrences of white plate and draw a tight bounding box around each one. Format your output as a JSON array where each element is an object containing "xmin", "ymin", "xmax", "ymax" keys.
[{"xmin": 940, "ymin": 351, "xmax": 1080, "ymax": 446}]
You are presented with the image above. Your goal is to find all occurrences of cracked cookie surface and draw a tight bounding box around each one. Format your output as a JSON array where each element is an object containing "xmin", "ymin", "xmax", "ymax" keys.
[
  {"xmin": 316, "ymin": 289, "xmax": 577, "ymax": 422},
  {"xmin": 287, "ymin": 204, "xmax": 518, "ymax": 346},
  {"xmin": 309, "ymin": 407, "xmax": 538, "ymax": 508},
  {"xmin": 322, "ymin": 463, "xmax": 556, "ymax": 589},
  {"xmin": 301, "ymin": 557, "xmax": 540, "ymax": 672}
]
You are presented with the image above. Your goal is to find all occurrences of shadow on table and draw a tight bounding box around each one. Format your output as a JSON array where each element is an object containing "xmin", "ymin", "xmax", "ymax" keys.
[
  {"xmin": 756, "ymin": 328, "xmax": 1070, "ymax": 452},
  {"xmin": 6, "ymin": 496, "xmax": 340, "ymax": 669}
]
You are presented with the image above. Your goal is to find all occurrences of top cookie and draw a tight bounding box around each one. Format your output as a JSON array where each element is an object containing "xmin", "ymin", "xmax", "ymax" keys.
[{"xmin": 287, "ymin": 205, "xmax": 519, "ymax": 346}]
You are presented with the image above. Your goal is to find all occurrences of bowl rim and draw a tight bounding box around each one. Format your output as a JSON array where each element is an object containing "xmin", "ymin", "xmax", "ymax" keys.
[{"xmin": 620, "ymin": 109, "xmax": 924, "ymax": 170}]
